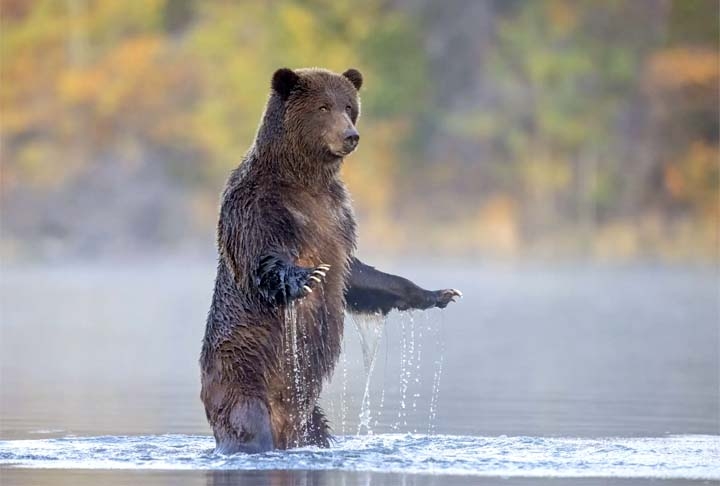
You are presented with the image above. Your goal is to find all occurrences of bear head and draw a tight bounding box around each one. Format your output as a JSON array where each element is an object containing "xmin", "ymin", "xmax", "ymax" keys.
[{"xmin": 269, "ymin": 67, "xmax": 363, "ymax": 162}]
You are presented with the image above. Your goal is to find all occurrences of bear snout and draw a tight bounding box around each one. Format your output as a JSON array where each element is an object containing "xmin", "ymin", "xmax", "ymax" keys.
[{"xmin": 342, "ymin": 127, "xmax": 360, "ymax": 153}]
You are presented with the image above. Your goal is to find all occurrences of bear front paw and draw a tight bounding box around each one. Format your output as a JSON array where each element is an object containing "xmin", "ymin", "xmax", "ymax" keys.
[
  {"xmin": 299, "ymin": 263, "xmax": 331, "ymax": 297},
  {"xmin": 432, "ymin": 288, "xmax": 462, "ymax": 309}
]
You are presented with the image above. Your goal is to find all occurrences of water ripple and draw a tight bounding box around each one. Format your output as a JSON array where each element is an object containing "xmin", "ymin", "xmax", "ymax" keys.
[{"xmin": 1, "ymin": 434, "xmax": 718, "ymax": 479}]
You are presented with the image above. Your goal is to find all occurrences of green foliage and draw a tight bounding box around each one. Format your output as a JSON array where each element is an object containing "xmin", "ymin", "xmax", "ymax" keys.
[{"xmin": 668, "ymin": 0, "xmax": 719, "ymax": 45}]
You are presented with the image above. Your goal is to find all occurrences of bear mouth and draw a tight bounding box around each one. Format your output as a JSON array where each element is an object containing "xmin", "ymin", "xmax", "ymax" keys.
[
  {"xmin": 328, "ymin": 147, "xmax": 354, "ymax": 159},
  {"xmin": 328, "ymin": 143, "xmax": 358, "ymax": 159}
]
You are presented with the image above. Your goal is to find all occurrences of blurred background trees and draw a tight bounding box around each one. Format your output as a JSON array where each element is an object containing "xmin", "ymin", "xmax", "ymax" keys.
[{"xmin": 1, "ymin": 0, "xmax": 717, "ymax": 262}]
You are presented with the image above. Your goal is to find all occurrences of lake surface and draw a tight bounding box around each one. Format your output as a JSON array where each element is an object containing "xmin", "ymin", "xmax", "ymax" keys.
[{"xmin": 1, "ymin": 260, "xmax": 718, "ymax": 485}]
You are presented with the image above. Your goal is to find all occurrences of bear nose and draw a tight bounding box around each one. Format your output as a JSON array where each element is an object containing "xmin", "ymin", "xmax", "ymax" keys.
[{"xmin": 344, "ymin": 128, "xmax": 360, "ymax": 148}]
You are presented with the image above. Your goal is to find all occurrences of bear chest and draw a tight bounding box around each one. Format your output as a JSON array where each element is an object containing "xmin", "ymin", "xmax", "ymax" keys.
[{"xmin": 285, "ymin": 195, "xmax": 353, "ymax": 292}]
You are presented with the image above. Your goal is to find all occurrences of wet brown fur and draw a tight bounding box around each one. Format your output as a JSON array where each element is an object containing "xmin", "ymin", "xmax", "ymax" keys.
[{"xmin": 200, "ymin": 68, "xmax": 361, "ymax": 452}]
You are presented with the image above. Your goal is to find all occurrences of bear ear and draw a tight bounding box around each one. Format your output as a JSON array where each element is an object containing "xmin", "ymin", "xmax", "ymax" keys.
[
  {"xmin": 342, "ymin": 68, "xmax": 363, "ymax": 91},
  {"xmin": 271, "ymin": 68, "xmax": 300, "ymax": 100}
]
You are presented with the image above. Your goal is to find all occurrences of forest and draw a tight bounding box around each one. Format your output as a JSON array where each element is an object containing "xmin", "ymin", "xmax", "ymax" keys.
[{"xmin": 1, "ymin": 0, "xmax": 717, "ymax": 262}]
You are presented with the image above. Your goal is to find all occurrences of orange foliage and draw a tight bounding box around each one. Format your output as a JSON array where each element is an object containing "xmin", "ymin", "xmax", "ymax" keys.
[
  {"xmin": 474, "ymin": 194, "xmax": 520, "ymax": 256},
  {"xmin": 645, "ymin": 47, "xmax": 719, "ymax": 90},
  {"xmin": 664, "ymin": 142, "xmax": 720, "ymax": 212},
  {"xmin": 548, "ymin": 0, "xmax": 579, "ymax": 36}
]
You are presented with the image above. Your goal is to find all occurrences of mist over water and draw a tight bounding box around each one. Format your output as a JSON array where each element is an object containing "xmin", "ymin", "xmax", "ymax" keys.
[{"xmin": 1, "ymin": 260, "xmax": 718, "ymax": 484}]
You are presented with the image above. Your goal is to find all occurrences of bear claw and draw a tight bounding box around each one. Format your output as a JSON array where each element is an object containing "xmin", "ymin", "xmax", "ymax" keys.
[
  {"xmin": 299, "ymin": 263, "xmax": 331, "ymax": 298},
  {"xmin": 434, "ymin": 288, "xmax": 463, "ymax": 309}
]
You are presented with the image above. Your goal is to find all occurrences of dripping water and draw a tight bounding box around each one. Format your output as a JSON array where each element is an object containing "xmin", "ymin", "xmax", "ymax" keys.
[
  {"xmin": 284, "ymin": 301, "xmax": 308, "ymax": 441},
  {"xmin": 428, "ymin": 311, "xmax": 446, "ymax": 435},
  {"xmin": 351, "ymin": 313, "xmax": 384, "ymax": 435},
  {"xmin": 328, "ymin": 305, "xmax": 447, "ymax": 436},
  {"xmin": 408, "ymin": 312, "xmax": 420, "ymax": 432},
  {"xmin": 395, "ymin": 315, "xmax": 409, "ymax": 430},
  {"xmin": 373, "ymin": 324, "xmax": 389, "ymax": 430},
  {"xmin": 282, "ymin": 303, "xmax": 296, "ymax": 429},
  {"xmin": 340, "ymin": 337, "xmax": 348, "ymax": 435},
  {"xmin": 411, "ymin": 312, "xmax": 425, "ymax": 433}
]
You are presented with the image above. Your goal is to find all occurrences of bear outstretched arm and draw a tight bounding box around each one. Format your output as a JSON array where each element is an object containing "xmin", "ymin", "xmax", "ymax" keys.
[{"xmin": 345, "ymin": 257, "xmax": 461, "ymax": 315}]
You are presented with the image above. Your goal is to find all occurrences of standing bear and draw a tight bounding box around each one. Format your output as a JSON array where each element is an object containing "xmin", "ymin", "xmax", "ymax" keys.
[{"xmin": 200, "ymin": 67, "xmax": 461, "ymax": 454}]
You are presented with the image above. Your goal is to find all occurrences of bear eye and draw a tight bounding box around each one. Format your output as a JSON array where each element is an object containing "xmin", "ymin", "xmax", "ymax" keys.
[
  {"xmin": 345, "ymin": 105, "xmax": 353, "ymax": 114},
  {"xmin": 319, "ymin": 106, "xmax": 329, "ymax": 112}
]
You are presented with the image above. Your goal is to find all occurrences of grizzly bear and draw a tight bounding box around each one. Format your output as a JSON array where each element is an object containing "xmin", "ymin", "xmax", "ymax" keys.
[{"xmin": 200, "ymin": 67, "xmax": 461, "ymax": 454}]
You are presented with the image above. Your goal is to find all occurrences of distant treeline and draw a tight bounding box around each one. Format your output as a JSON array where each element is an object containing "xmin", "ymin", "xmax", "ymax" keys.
[{"xmin": 1, "ymin": 0, "xmax": 717, "ymax": 262}]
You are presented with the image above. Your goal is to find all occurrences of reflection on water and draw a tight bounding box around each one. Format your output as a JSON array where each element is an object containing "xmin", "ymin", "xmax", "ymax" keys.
[
  {"xmin": 1, "ymin": 260, "xmax": 718, "ymax": 484},
  {"xmin": 6, "ymin": 469, "xmax": 710, "ymax": 486}
]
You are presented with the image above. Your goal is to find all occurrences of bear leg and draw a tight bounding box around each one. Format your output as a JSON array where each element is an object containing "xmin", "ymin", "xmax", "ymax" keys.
[{"xmin": 214, "ymin": 397, "xmax": 274, "ymax": 454}]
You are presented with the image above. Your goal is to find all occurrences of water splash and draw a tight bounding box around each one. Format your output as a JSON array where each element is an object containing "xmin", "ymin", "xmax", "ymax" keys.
[{"xmin": 1, "ymin": 434, "xmax": 718, "ymax": 479}]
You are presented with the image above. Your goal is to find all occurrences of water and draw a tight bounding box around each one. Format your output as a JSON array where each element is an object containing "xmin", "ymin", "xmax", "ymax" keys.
[
  {"xmin": 0, "ymin": 434, "xmax": 718, "ymax": 479},
  {"xmin": 1, "ymin": 260, "xmax": 719, "ymax": 485}
]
